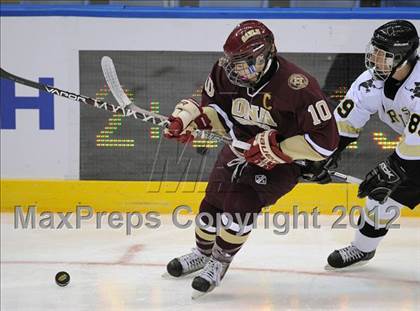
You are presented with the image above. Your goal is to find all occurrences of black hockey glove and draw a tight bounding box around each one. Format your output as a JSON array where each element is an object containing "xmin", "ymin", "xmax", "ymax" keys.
[
  {"xmin": 358, "ymin": 156, "xmax": 407, "ymax": 204},
  {"xmin": 300, "ymin": 152, "xmax": 340, "ymax": 184},
  {"xmin": 301, "ymin": 136, "xmax": 357, "ymax": 184}
]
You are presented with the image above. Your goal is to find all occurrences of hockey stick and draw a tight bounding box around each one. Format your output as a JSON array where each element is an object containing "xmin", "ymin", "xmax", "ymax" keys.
[
  {"xmin": 0, "ymin": 66, "xmax": 363, "ymax": 185},
  {"xmin": 101, "ymin": 56, "xmax": 364, "ymax": 185},
  {"xmin": 0, "ymin": 66, "xmax": 233, "ymax": 145},
  {"xmin": 0, "ymin": 67, "xmax": 171, "ymax": 129},
  {"xmin": 0, "ymin": 66, "xmax": 228, "ymax": 145},
  {"xmin": 0, "ymin": 65, "xmax": 233, "ymax": 146},
  {"xmin": 99, "ymin": 56, "xmax": 246, "ymax": 149},
  {"xmin": 294, "ymin": 159, "xmax": 363, "ymax": 185},
  {"xmin": 329, "ymin": 170, "xmax": 363, "ymax": 184}
]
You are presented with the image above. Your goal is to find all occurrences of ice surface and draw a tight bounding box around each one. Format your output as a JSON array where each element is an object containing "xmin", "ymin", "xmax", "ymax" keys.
[{"xmin": 1, "ymin": 214, "xmax": 419, "ymax": 310}]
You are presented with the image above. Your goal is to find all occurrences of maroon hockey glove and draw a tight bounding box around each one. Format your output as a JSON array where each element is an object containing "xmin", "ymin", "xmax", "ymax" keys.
[
  {"xmin": 244, "ymin": 129, "xmax": 293, "ymax": 170},
  {"xmin": 163, "ymin": 98, "xmax": 212, "ymax": 144},
  {"xmin": 164, "ymin": 115, "xmax": 194, "ymax": 143}
]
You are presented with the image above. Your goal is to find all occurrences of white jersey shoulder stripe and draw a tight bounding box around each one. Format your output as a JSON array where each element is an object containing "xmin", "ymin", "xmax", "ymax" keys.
[
  {"xmin": 304, "ymin": 133, "xmax": 336, "ymax": 157},
  {"xmin": 209, "ymin": 103, "xmax": 250, "ymax": 150}
]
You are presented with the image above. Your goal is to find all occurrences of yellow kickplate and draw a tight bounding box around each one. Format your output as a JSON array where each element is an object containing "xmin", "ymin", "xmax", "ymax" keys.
[{"xmin": 1, "ymin": 180, "xmax": 418, "ymax": 216}]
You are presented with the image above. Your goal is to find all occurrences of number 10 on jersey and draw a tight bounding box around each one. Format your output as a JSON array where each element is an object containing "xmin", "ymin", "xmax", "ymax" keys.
[{"xmin": 307, "ymin": 100, "xmax": 332, "ymax": 125}]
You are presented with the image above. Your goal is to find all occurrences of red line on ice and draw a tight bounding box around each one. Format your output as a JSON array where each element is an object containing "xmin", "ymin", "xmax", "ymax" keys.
[
  {"xmin": 116, "ymin": 244, "xmax": 143, "ymax": 264},
  {"xmin": 1, "ymin": 259, "xmax": 419, "ymax": 286}
]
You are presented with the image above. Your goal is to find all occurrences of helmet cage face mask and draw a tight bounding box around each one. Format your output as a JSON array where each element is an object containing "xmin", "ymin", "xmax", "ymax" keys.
[
  {"xmin": 365, "ymin": 43, "xmax": 398, "ymax": 80},
  {"xmin": 366, "ymin": 20, "xmax": 419, "ymax": 81},
  {"xmin": 222, "ymin": 42, "xmax": 273, "ymax": 88}
]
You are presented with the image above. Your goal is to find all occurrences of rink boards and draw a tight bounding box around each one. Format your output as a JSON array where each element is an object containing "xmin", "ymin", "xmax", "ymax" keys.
[
  {"xmin": 1, "ymin": 8, "xmax": 419, "ymax": 216},
  {"xmin": 1, "ymin": 180, "xmax": 419, "ymax": 216}
]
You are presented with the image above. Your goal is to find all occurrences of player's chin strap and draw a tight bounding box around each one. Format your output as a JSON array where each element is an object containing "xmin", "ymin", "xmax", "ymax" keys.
[
  {"xmin": 261, "ymin": 58, "xmax": 273, "ymax": 76},
  {"xmin": 248, "ymin": 57, "xmax": 273, "ymax": 89}
]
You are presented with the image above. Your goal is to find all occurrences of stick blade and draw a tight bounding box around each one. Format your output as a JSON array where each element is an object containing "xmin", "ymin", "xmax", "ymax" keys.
[{"xmin": 101, "ymin": 56, "xmax": 132, "ymax": 108}]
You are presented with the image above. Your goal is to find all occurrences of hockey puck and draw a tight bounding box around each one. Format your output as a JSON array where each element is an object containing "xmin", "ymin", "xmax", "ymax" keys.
[{"xmin": 55, "ymin": 271, "xmax": 70, "ymax": 287}]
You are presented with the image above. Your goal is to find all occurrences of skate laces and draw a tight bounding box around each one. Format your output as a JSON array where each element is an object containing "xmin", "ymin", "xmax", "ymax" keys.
[
  {"xmin": 199, "ymin": 257, "xmax": 225, "ymax": 286},
  {"xmin": 338, "ymin": 245, "xmax": 365, "ymax": 263},
  {"xmin": 179, "ymin": 248, "xmax": 209, "ymax": 272}
]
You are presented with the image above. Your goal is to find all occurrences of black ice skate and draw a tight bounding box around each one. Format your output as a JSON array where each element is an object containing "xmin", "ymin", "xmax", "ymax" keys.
[
  {"xmin": 166, "ymin": 248, "xmax": 210, "ymax": 277},
  {"xmin": 191, "ymin": 256, "xmax": 230, "ymax": 299},
  {"xmin": 325, "ymin": 244, "xmax": 376, "ymax": 270}
]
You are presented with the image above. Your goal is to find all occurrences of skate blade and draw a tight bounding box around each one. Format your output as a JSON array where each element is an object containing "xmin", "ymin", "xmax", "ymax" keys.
[
  {"xmin": 324, "ymin": 260, "xmax": 370, "ymax": 271},
  {"xmin": 191, "ymin": 289, "xmax": 207, "ymax": 300},
  {"xmin": 162, "ymin": 270, "xmax": 201, "ymax": 279},
  {"xmin": 161, "ymin": 272, "xmax": 172, "ymax": 279},
  {"xmin": 161, "ymin": 272, "xmax": 185, "ymax": 279}
]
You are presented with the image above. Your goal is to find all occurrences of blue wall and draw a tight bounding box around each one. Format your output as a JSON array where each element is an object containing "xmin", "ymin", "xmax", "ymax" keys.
[{"xmin": 1, "ymin": 5, "xmax": 419, "ymax": 19}]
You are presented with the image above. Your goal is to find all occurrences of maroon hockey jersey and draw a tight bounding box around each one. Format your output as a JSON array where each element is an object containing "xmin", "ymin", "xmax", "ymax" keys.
[{"xmin": 201, "ymin": 55, "xmax": 339, "ymax": 158}]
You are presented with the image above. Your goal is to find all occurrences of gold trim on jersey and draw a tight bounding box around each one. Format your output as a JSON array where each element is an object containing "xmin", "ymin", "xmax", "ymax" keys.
[
  {"xmin": 202, "ymin": 106, "xmax": 227, "ymax": 136},
  {"xmin": 337, "ymin": 121, "xmax": 361, "ymax": 137},
  {"xmin": 397, "ymin": 136, "xmax": 420, "ymax": 158},
  {"xmin": 279, "ymin": 135, "xmax": 326, "ymax": 161}
]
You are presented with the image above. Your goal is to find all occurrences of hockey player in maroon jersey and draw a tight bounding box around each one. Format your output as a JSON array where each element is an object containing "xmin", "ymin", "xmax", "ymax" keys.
[{"xmin": 164, "ymin": 20, "xmax": 339, "ymax": 295}]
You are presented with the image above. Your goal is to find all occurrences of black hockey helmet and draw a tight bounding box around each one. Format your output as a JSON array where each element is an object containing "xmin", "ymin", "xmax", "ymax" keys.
[{"xmin": 366, "ymin": 20, "xmax": 419, "ymax": 80}]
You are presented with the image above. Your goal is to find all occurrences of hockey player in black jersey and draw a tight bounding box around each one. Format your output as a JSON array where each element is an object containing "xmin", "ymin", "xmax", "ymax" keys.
[{"xmin": 308, "ymin": 20, "xmax": 420, "ymax": 269}]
